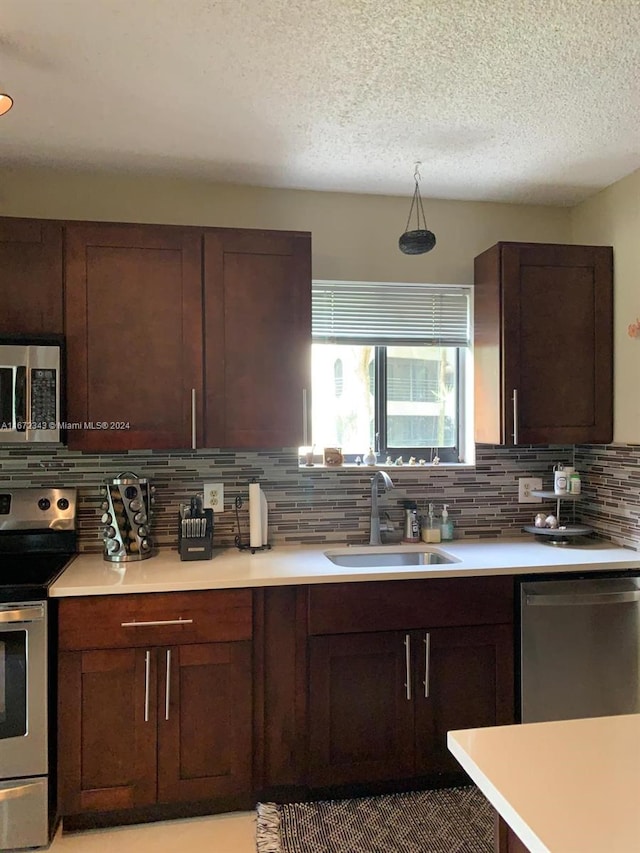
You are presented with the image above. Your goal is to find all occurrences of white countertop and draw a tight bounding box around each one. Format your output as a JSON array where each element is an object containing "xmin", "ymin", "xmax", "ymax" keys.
[
  {"xmin": 49, "ymin": 537, "xmax": 640, "ymax": 597},
  {"xmin": 448, "ymin": 713, "xmax": 640, "ymax": 853}
]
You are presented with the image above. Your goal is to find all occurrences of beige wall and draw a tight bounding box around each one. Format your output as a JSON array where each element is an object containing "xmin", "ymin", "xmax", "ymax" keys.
[
  {"xmin": 571, "ymin": 167, "xmax": 640, "ymax": 443},
  {"xmin": 2, "ymin": 166, "xmax": 570, "ymax": 284}
]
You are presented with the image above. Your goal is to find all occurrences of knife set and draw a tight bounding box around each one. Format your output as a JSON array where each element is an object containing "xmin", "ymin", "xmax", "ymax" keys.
[{"xmin": 178, "ymin": 495, "xmax": 214, "ymax": 561}]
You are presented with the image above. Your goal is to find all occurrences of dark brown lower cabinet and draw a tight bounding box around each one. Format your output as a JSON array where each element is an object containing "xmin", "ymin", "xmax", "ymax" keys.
[
  {"xmin": 58, "ymin": 640, "xmax": 252, "ymax": 815},
  {"xmin": 496, "ymin": 815, "xmax": 532, "ymax": 853},
  {"xmin": 308, "ymin": 624, "xmax": 513, "ymax": 788}
]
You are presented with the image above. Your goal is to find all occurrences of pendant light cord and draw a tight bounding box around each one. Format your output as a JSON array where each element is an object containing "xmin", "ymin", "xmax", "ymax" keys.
[{"xmin": 403, "ymin": 163, "xmax": 428, "ymax": 232}]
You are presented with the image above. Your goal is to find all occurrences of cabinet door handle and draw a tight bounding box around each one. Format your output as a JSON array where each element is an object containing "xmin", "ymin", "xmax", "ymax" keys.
[
  {"xmin": 165, "ymin": 649, "xmax": 171, "ymax": 721},
  {"xmin": 144, "ymin": 650, "xmax": 151, "ymax": 723},
  {"xmin": 404, "ymin": 633, "xmax": 411, "ymax": 701},
  {"xmin": 302, "ymin": 388, "xmax": 308, "ymax": 446},
  {"xmin": 423, "ymin": 632, "xmax": 431, "ymax": 698},
  {"xmin": 121, "ymin": 618, "xmax": 193, "ymax": 627},
  {"xmin": 191, "ymin": 388, "xmax": 197, "ymax": 450},
  {"xmin": 512, "ymin": 388, "xmax": 519, "ymax": 445}
]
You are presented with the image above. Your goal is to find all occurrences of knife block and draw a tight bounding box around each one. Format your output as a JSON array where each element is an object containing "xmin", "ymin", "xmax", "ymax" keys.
[{"xmin": 178, "ymin": 508, "xmax": 214, "ymax": 561}]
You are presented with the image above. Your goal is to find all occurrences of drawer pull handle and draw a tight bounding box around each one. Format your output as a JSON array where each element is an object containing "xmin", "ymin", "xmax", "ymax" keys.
[
  {"xmin": 404, "ymin": 633, "xmax": 411, "ymax": 701},
  {"xmin": 423, "ymin": 632, "xmax": 431, "ymax": 698},
  {"xmin": 165, "ymin": 649, "xmax": 172, "ymax": 721},
  {"xmin": 121, "ymin": 618, "xmax": 194, "ymax": 627},
  {"xmin": 144, "ymin": 650, "xmax": 151, "ymax": 723}
]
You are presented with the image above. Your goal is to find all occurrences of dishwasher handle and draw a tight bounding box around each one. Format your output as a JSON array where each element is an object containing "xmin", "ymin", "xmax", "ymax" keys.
[{"xmin": 525, "ymin": 590, "xmax": 640, "ymax": 607}]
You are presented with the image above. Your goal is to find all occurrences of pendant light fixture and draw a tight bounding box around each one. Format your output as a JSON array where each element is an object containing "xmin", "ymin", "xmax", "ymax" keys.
[
  {"xmin": 0, "ymin": 92, "xmax": 14, "ymax": 116},
  {"xmin": 399, "ymin": 162, "xmax": 436, "ymax": 255}
]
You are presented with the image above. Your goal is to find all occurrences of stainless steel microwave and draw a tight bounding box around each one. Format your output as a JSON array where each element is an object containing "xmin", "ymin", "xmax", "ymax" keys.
[{"xmin": 0, "ymin": 338, "xmax": 62, "ymax": 443}]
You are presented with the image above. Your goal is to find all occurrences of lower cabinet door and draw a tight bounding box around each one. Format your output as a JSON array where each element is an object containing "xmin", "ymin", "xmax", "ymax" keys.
[
  {"xmin": 413, "ymin": 624, "xmax": 514, "ymax": 775},
  {"xmin": 58, "ymin": 648, "xmax": 158, "ymax": 814},
  {"xmin": 156, "ymin": 641, "xmax": 253, "ymax": 803},
  {"xmin": 308, "ymin": 632, "xmax": 415, "ymax": 787}
]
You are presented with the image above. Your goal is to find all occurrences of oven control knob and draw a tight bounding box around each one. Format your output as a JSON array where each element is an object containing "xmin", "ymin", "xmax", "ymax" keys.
[
  {"xmin": 101, "ymin": 512, "xmax": 112, "ymax": 525},
  {"xmin": 57, "ymin": 497, "xmax": 70, "ymax": 510},
  {"xmin": 38, "ymin": 498, "xmax": 51, "ymax": 511},
  {"xmin": 129, "ymin": 498, "xmax": 142, "ymax": 512}
]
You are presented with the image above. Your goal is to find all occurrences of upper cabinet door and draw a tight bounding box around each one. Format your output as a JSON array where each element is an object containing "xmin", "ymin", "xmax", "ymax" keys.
[
  {"xmin": 0, "ymin": 217, "xmax": 63, "ymax": 335},
  {"xmin": 474, "ymin": 242, "xmax": 613, "ymax": 445},
  {"xmin": 65, "ymin": 223, "xmax": 203, "ymax": 451},
  {"xmin": 203, "ymin": 229, "xmax": 311, "ymax": 449}
]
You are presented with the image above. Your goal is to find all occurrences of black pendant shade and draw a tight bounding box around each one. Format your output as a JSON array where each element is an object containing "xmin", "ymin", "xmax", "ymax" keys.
[
  {"xmin": 399, "ymin": 166, "xmax": 436, "ymax": 255},
  {"xmin": 399, "ymin": 229, "xmax": 436, "ymax": 254}
]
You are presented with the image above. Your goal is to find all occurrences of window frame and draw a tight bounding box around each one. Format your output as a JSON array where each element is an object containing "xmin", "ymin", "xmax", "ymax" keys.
[{"xmin": 308, "ymin": 280, "xmax": 472, "ymax": 466}]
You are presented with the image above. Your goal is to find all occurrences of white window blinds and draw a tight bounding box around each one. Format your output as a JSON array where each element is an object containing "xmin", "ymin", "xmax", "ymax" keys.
[{"xmin": 312, "ymin": 281, "xmax": 471, "ymax": 347}]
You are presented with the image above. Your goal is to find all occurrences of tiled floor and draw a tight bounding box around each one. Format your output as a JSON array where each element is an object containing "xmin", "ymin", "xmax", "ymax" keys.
[{"xmin": 47, "ymin": 811, "xmax": 257, "ymax": 853}]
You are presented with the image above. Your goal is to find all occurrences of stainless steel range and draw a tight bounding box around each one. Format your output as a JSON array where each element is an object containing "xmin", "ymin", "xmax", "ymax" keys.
[{"xmin": 0, "ymin": 488, "xmax": 76, "ymax": 851}]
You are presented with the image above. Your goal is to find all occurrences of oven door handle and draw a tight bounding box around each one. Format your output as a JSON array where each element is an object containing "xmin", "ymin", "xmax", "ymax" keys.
[
  {"xmin": 0, "ymin": 604, "xmax": 45, "ymax": 623},
  {"xmin": 525, "ymin": 590, "xmax": 640, "ymax": 607}
]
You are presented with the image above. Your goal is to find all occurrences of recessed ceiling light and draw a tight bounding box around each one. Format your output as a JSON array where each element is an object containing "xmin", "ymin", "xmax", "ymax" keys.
[{"xmin": 0, "ymin": 93, "xmax": 14, "ymax": 116}]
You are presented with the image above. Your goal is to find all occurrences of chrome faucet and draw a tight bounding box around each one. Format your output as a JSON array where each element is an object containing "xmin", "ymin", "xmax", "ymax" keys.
[{"xmin": 369, "ymin": 470, "xmax": 395, "ymax": 545}]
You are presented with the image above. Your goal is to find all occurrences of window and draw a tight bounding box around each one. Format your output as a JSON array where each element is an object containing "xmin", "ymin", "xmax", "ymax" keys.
[{"xmin": 310, "ymin": 281, "xmax": 471, "ymax": 463}]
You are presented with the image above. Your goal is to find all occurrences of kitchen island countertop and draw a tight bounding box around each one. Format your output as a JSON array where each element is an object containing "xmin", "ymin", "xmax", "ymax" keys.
[
  {"xmin": 49, "ymin": 536, "xmax": 640, "ymax": 597},
  {"xmin": 448, "ymin": 713, "xmax": 640, "ymax": 853}
]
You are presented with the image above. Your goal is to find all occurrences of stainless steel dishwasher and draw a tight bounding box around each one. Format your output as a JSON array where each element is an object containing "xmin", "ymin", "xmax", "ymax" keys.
[{"xmin": 520, "ymin": 574, "xmax": 640, "ymax": 724}]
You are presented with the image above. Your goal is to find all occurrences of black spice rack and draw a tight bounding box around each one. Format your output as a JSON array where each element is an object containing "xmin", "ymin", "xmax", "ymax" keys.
[{"xmin": 523, "ymin": 490, "xmax": 593, "ymax": 545}]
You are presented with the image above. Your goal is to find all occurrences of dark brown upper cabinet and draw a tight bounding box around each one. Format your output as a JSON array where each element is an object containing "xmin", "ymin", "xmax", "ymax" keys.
[
  {"xmin": 203, "ymin": 228, "xmax": 312, "ymax": 449},
  {"xmin": 474, "ymin": 242, "xmax": 613, "ymax": 445},
  {"xmin": 64, "ymin": 222, "xmax": 203, "ymax": 451},
  {"xmin": 0, "ymin": 217, "xmax": 64, "ymax": 335}
]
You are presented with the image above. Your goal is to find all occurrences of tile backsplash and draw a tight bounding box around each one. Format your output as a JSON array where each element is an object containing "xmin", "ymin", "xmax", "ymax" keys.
[{"xmin": 0, "ymin": 444, "xmax": 590, "ymax": 552}]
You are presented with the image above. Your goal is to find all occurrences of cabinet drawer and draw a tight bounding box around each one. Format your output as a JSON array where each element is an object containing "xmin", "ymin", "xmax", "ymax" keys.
[
  {"xmin": 58, "ymin": 589, "xmax": 252, "ymax": 651},
  {"xmin": 307, "ymin": 577, "xmax": 513, "ymax": 635}
]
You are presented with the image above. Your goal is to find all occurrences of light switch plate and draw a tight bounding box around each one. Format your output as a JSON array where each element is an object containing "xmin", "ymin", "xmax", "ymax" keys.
[
  {"xmin": 203, "ymin": 482, "xmax": 224, "ymax": 512},
  {"xmin": 518, "ymin": 477, "xmax": 542, "ymax": 503}
]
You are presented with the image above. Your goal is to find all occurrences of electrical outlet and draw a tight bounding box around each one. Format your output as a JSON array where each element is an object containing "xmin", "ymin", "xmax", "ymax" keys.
[
  {"xmin": 518, "ymin": 477, "xmax": 542, "ymax": 503},
  {"xmin": 203, "ymin": 482, "xmax": 224, "ymax": 512}
]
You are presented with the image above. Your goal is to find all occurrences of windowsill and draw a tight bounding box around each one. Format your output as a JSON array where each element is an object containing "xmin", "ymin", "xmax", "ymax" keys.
[{"xmin": 298, "ymin": 462, "xmax": 475, "ymax": 471}]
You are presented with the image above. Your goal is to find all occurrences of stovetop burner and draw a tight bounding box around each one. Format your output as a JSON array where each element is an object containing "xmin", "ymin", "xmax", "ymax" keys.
[
  {"xmin": 0, "ymin": 487, "xmax": 77, "ymax": 601},
  {"xmin": 0, "ymin": 552, "xmax": 75, "ymax": 602}
]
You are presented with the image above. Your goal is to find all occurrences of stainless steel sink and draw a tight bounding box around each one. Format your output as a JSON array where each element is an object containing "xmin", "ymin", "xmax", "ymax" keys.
[{"xmin": 324, "ymin": 548, "xmax": 457, "ymax": 568}]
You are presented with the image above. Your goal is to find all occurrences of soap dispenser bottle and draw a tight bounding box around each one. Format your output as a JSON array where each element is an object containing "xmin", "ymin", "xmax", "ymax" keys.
[
  {"xmin": 440, "ymin": 504, "xmax": 454, "ymax": 540},
  {"xmin": 422, "ymin": 503, "xmax": 441, "ymax": 543}
]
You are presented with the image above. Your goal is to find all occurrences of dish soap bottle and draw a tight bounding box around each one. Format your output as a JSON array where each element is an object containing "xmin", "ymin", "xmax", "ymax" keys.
[{"xmin": 440, "ymin": 504, "xmax": 454, "ymax": 540}]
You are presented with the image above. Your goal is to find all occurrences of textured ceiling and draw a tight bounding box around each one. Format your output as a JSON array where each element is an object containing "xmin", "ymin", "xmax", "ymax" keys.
[{"xmin": 1, "ymin": 0, "xmax": 640, "ymax": 204}]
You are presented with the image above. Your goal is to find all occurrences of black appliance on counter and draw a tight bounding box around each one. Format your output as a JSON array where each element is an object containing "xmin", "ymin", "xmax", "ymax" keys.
[{"xmin": 0, "ymin": 487, "xmax": 77, "ymax": 850}]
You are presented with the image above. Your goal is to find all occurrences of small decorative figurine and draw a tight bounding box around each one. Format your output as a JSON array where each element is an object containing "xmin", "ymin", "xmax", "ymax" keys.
[{"xmin": 364, "ymin": 448, "xmax": 377, "ymax": 466}]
